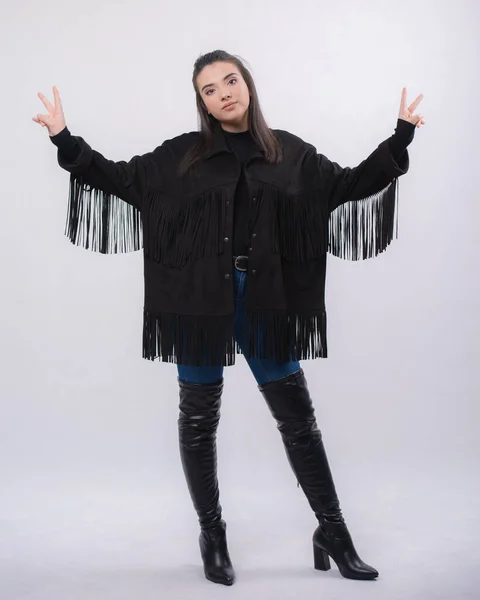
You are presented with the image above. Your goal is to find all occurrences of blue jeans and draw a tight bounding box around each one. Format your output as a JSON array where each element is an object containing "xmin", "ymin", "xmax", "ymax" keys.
[{"xmin": 177, "ymin": 268, "xmax": 301, "ymax": 385}]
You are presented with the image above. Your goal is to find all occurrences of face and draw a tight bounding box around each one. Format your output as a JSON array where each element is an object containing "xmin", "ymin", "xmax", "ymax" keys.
[{"xmin": 196, "ymin": 61, "xmax": 250, "ymax": 132}]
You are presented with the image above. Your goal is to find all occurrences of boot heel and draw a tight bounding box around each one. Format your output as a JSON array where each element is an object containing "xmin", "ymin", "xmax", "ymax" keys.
[{"xmin": 313, "ymin": 545, "xmax": 331, "ymax": 571}]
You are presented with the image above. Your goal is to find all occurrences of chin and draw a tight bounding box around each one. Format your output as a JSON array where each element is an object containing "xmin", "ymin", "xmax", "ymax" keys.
[{"xmin": 222, "ymin": 107, "xmax": 247, "ymax": 122}]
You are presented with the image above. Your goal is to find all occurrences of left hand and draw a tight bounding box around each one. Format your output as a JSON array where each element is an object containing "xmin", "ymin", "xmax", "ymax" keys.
[{"xmin": 399, "ymin": 87, "xmax": 425, "ymax": 128}]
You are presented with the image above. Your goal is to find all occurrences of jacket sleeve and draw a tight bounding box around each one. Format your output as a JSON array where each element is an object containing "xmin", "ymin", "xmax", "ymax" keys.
[
  {"xmin": 321, "ymin": 119, "xmax": 416, "ymax": 260},
  {"xmin": 50, "ymin": 126, "xmax": 157, "ymax": 254}
]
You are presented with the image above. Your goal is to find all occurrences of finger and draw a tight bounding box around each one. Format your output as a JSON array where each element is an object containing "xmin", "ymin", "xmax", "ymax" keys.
[
  {"xmin": 32, "ymin": 117, "xmax": 46, "ymax": 127},
  {"xmin": 37, "ymin": 92, "xmax": 55, "ymax": 113},
  {"xmin": 35, "ymin": 113, "xmax": 49, "ymax": 125},
  {"xmin": 53, "ymin": 85, "xmax": 63, "ymax": 113},
  {"xmin": 409, "ymin": 93, "xmax": 424, "ymax": 113},
  {"xmin": 400, "ymin": 87, "xmax": 407, "ymax": 112}
]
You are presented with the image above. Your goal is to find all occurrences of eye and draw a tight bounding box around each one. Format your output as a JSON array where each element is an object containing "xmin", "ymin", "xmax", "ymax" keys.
[
  {"xmin": 205, "ymin": 89, "xmax": 214, "ymax": 95},
  {"xmin": 229, "ymin": 78, "xmax": 237, "ymax": 85}
]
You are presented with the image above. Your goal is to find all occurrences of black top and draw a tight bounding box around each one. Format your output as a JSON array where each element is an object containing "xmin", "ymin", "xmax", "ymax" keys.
[{"xmin": 222, "ymin": 129, "xmax": 260, "ymax": 256}]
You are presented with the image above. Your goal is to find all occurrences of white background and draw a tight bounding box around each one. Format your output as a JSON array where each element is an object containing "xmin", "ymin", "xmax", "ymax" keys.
[{"xmin": 1, "ymin": 0, "xmax": 479, "ymax": 598}]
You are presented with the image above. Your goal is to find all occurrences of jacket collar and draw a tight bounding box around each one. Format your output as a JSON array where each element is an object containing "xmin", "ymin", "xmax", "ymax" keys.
[{"xmin": 205, "ymin": 119, "xmax": 264, "ymax": 160}]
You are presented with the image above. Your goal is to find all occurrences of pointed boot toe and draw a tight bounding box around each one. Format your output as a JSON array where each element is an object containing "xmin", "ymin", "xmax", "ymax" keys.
[
  {"xmin": 199, "ymin": 520, "xmax": 236, "ymax": 586},
  {"xmin": 313, "ymin": 520, "xmax": 379, "ymax": 580}
]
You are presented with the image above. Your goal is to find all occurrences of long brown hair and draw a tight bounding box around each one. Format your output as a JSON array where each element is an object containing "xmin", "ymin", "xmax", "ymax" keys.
[{"xmin": 179, "ymin": 50, "xmax": 283, "ymax": 176}]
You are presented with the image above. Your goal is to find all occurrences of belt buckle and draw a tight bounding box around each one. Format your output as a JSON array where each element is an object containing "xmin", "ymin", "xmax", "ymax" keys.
[{"xmin": 234, "ymin": 255, "xmax": 248, "ymax": 272}]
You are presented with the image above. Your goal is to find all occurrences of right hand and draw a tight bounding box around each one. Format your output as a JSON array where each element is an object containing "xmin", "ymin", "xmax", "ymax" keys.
[{"xmin": 32, "ymin": 86, "xmax": 67, "ymax": 137}]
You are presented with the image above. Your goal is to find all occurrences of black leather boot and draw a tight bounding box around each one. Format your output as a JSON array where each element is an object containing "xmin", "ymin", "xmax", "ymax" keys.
[
  {"xmin": 178, "ymin": 377, "xmax": 235, "ymax": 586},
  {"xmin": 258, "ymin": 369, "xmax": 378, "ymax": 581}
]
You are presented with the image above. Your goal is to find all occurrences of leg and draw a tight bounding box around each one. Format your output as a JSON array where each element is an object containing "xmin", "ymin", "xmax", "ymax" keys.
[
  {"xmin": 257, "ymin": 369, "xmax": 379, "ymax": 580},
  {"xmin": 176, "ymin": 363, "xmax": 235, "ymax": 586},
  {"xmin": 177, "ymin": 363, "xmax": 225, "ymax": 529}
]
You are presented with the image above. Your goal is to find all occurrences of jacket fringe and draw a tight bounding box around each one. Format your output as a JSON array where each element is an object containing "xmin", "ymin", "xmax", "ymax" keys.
[
  {"xmin": 143, "ymin": 186, "xmax": 227, "ymax": 267},
  {"xmin": 143, "ymin": 310, "xmax": 236, "ymax": 366},
  {"xmin": 63, "ymin": 171, "xmax": 399, "ymax": 262},
  {"xmin": 144, "ymin": 183, "xmax": 331, "ymax": 266},
  {"xmin": 142, "ymin": 308, "xmax": 327, "ymax": 365},
  {"xmin": 241, "ymin": 308, "xmax": 328, "ymax": 361},
  {"xmin": 327, "ymin": 178, "xmax": 399, "ymax": 260},
  {"xmin": 260, "ymin": 184, "xmax": 329, "ymax": 260},
  {"xmin": 64, "ymin": 174, "xmax": 143, "ymax": 253}
]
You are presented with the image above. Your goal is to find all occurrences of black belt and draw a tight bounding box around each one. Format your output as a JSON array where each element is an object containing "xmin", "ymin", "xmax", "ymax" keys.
[{"xmin": 233, "ymin": 255, "xmax": 248, "ymax": 272}]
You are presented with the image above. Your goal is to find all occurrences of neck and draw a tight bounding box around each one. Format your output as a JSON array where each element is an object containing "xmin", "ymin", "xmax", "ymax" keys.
[{"xmin": 220, "ymin": 113, "xmax": 249, "ymax": 133}]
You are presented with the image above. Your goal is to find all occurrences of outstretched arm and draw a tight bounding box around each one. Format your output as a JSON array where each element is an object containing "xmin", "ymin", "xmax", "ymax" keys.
[
  {"xmin": 34, "ymin": 87, "xmax": 161, "ymax": 253},
  {"xmin": 322, "ymin": 88, "xmax": 425, "ymax": 260}
]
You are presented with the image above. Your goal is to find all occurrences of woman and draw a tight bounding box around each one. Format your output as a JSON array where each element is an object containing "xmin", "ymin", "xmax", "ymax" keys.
[{"xmin": 33, "ymin": 49, "xmax": 424, "ymax": 587}]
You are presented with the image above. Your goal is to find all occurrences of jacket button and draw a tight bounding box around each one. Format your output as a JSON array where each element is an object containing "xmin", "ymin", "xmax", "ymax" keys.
[
  {"xmin": 225, "ymin": 273, "xmax": 230, "ymax": 279},
  {"xmin": 224, "ymin": 237, "xmax": 229, "ymax": 242},
  {"xmin": 249, "ymin": 247, "xmax": 253, "ymax": 251},
  {"xmin": 252, "ymin": 197, "xmax": 257, "ymax": 202},
  {"xmin": 226, "ymin": 201, "xmax": 230, "ymax": 206},
  {"xmin": 252, "ymin": 269, "xmax": 256, "ymax": 275},
  {"xmin": 252, "ymin": 233, "xmax": 257, "ymax": 238}
]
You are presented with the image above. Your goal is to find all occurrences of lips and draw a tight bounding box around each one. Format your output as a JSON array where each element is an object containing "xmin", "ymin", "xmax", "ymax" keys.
[{"xmin": 223, "ymin": 102, "xmax": 236, "ymax": 110}]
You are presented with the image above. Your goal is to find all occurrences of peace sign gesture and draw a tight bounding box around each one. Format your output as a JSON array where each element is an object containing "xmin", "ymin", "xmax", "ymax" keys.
[
  {"xmin": 399, "ymin": 87, "xmax": 425, "ymax": 128},
  {"xmin": 32, "ymin": 85, "xmax": 67, "ymax": 137}
]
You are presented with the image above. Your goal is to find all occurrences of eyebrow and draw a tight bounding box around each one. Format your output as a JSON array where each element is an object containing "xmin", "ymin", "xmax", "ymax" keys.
[{"xmin": 201, "ymin": 72, "xmax": 238, "ymax": 93}]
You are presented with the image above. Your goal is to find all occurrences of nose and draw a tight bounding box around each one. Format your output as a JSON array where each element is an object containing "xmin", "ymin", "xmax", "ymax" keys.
[{"xmin": 221, "ymin": 88, "xmax": 232, "ymax": 101}]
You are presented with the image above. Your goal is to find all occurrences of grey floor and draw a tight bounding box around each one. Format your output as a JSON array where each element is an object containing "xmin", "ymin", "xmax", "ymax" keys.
[{"xmin": 1, "ymin": 465, "xmax": 478, "ymax": 600}]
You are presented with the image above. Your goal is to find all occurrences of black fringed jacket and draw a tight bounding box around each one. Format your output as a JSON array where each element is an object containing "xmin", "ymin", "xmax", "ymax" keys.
[{"xmin": 50, "ymin": 119, "xmax": 415, "ymax": 366}]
